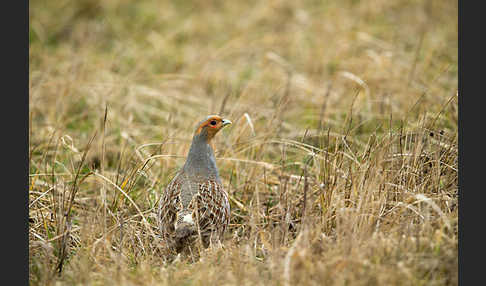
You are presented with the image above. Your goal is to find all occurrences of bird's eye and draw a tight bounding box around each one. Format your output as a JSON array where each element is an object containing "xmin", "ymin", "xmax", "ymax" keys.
[{"xmin": 210, "ymin": 120, "xmax": 217, "ymax": 126}]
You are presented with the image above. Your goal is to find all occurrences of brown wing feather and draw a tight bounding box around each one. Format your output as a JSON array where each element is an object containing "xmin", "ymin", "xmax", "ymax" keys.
[
  {"xmin": 190, "ymin": 180, "xmax": 230, "ymax": 239},
  {"xmin": 158, "ymin": 172, "xmax": 182, "ymax": 241}
]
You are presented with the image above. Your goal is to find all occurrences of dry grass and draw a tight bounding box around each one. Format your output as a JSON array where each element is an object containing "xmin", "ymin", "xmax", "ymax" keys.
[{"xmin": 29, "ymin": 0, "xmax": 457, "ymax": 285}]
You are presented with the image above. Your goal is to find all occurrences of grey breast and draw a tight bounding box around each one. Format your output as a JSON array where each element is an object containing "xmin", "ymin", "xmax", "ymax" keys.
[{"xmin": 179, "ymin": 173, "xmax": 200, "ymax": 209}]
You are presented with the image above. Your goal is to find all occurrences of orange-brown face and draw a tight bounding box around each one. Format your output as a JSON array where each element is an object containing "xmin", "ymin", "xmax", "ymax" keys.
[{"xmin": 195, "ymin": 115, "xmax": 232, "ymax": 141}]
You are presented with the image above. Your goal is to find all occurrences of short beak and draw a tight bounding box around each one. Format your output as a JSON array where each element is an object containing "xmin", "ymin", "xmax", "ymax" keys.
[{"xmin": 222, "ymin": 119, "xmax": 232, "ymax": 127}]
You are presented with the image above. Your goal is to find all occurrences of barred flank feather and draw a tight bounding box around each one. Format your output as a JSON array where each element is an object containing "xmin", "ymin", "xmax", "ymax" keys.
[{"xmin": 158, "ymin": 175, "xmax": 230, "ymax": 252}]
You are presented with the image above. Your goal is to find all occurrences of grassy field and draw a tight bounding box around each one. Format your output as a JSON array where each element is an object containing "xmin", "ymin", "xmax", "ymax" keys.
[{"xmin": 29, "ymin": 0, "xmax": 458, "ymax": 285}]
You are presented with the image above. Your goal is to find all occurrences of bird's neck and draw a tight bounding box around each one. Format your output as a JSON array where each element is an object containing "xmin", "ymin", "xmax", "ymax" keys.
[{"xmin": 183, "ymin": 133, "xmax": 219, "ymax": 180}]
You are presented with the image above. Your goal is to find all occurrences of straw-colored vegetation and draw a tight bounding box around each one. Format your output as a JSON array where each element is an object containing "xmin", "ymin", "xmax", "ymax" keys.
[{"xmin": 29, "ymin": 0, "xmax": 458, "ymax": 285}]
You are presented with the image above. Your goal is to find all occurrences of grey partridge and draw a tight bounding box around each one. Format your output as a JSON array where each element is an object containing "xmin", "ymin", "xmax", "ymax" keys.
[{"xmin": 158, "ymin": 115, "xmax": 232, "ymax": 254}]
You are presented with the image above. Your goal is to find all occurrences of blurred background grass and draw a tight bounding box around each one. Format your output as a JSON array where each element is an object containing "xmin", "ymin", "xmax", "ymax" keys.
[{"xmin": 29, "ymin": 0, "xmax": 457, "ymax": 285}]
